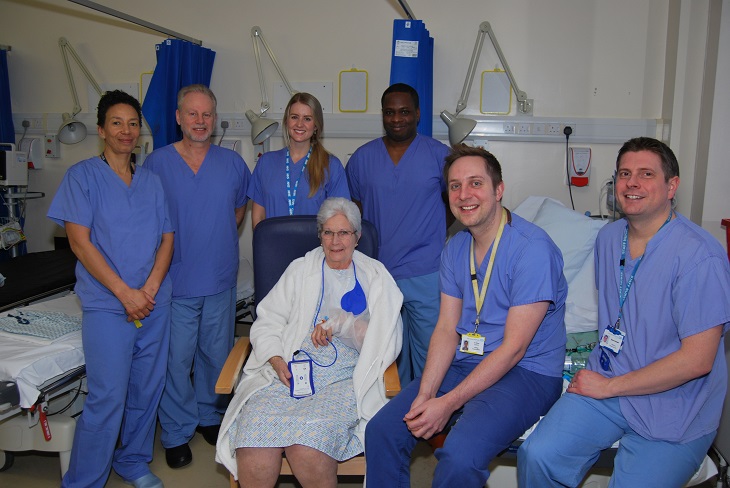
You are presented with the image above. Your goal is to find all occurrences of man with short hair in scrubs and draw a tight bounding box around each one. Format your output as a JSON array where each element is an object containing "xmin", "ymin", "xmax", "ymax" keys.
[
  {"xmin": 346, "ymin": 82, "xmax": 451, "ymax": 386},
  {"xmin": 145, "ymin": 84, "xmax": 251, "ymax": 469},
  {"xmin": 518, "ymin": 137, "xmax": 730, "ymax": 487}
]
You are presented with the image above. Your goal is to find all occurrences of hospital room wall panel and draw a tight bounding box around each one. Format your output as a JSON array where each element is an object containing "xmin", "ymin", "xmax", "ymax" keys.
[{"xmin": 1, "ymin": 0, "xmax": 726, "ymax": 263}]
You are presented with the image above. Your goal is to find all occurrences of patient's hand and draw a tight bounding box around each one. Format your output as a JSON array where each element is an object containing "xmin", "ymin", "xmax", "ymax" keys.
[
  {"xmin": 269, "ymin": 356, "xmax": 292, "ymax": 387},
  {"xmin": 311, "ymin": 324, "xmax": 333, "ymax": 348}
]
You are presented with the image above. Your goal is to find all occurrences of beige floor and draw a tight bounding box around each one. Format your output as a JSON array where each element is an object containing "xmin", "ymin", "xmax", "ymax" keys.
[
  {"xmin": 0, "ymin": 429, "xmax": 719, "ymax": 488},
  {"xmin": 0, "ymin": 427, "xmax": 437, "ymax": 487}
]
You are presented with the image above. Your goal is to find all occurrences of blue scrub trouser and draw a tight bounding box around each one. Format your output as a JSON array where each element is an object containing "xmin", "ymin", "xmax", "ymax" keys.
[
  {"xmin": 517, "ymin": 394, "xmax": 715, "ymax": 488},
  {"xmin": 61, "ymin": 306, "xmax": 170, "ymax": 488},
  {"xmin": 395, "ymin": 272, "xmax": 440, "ymax": 387},
  {"xmin": 158, "ymin": 287, "xmax": 236, "ymax": 448},
  {"xmin": 365, "ymin": 362, "xmax": 562, "ymax": 487}
]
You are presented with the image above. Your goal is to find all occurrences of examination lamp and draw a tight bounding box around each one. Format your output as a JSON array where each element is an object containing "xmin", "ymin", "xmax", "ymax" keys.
[
  {"xmin": 247, "ymin": 26, "xmax": 297, "ymax": 146},
  {"xmin": 246, "ymin": 109, "xmax": 279, "ymax": 145},
  {"xmin": 441, "ymin": 21, "xmax": 533, "ymax": 145},
  {"xmin": 58, "ymin": 37, "xmax": 104, "ymax": 144}
]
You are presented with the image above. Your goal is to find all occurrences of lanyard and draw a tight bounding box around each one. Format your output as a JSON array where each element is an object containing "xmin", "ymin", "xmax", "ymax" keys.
[
  {"xmin": 469, "ymin": 208, "xmax": 508, "ymax": 332},
  {"xmin": 99, "ymin": 152, "xmax": 135, "ymax": 176},
  {"xmin": 285, "ymin": 146, "xmax": 312, "ymax": 216},
  {"xmin": 616, "ymin": 209, "xmax": 673, "ymax": 329}
]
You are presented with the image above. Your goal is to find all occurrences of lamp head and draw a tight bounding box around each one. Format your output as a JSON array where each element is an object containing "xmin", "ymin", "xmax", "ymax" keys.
[
  {"xmin": 246, "ymin": 109, "xmax": 279, "ymax": 145},
  {"xmin": 58, "ymin": 113, "xmax": 88, "ymax": 144},
  {"xmin": 440, "ymin": 110, "xmax": 477, "ymax": 146}
]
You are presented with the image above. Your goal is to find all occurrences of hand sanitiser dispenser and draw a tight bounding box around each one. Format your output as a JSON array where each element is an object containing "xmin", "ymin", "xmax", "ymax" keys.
[
  {"xmin": 0, "ymin": 144, "xmax": 29, "ymax": 187},
  {"xmin": 568, "ymin": 147, "xmax": 591, "ymax": 187}
]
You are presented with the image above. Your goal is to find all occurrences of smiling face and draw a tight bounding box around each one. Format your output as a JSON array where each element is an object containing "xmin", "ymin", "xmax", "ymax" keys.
[
  {"xmin": 447, "ymin": 155, "xmax": 504, "ymax": 235},
  {"xmin": 176, "ymin": 91, "xmax": 216, "ymax": 143},
  {"xmin": 616, "ymin": 150, "xmax": 678, "ymax": 225},
  {"xmin": 382, "ymin": 91, "xmax": 419, "ymax": 143},
  {"xmin": 97, "ymin": 103, "xmax": 140, "ymax": 156},
  {"xmin": 286, "ymin": 102, "xmax": 316, "ymax": 146},
  {"xmin": 320, "ymin": 213, "xmax": 359, "ymax": 270}
]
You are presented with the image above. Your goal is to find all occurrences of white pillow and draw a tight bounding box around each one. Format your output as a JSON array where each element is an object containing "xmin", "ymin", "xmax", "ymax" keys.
[
  {"xmin": 564, "ymin": 252, "xmax": 600, "ymax": 333},
  {"xmin": 532, "ymin": 199, "xmax": 606, "ymax": 282}
]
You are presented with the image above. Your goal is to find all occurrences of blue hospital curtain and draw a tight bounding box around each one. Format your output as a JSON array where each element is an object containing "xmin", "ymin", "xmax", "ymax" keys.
[
  {"xmin": 390, "ymin": 20, "xmax": 434, "ymax": 136},
  {"xmin": 142, "ymin": 39, "xmax": 216, "ymax": 149},
  {"xmin": 0, "ymin": 49, "xmax": 14, "ymax": 144}
]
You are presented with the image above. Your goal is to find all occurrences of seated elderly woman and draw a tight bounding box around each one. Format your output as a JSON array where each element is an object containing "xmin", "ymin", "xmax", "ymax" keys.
[{"xmin": 216, "ymin": 197, "xmax": 403, "ymax": 488}]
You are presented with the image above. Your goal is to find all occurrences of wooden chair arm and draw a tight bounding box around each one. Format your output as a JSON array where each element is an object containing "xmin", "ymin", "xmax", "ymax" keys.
[
  {"xmin": 384, "ymin": 360, "xmax": 401, "ymax": 397},
  {"xmin": 215, "ymin": 337, "xmax": 252, "ymax": 394}
]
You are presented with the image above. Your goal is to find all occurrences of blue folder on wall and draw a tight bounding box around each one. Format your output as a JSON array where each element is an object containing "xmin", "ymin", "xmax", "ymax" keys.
[{"xmin": 390, "ymin": 20, "xmax": 434, "ymax": 136}]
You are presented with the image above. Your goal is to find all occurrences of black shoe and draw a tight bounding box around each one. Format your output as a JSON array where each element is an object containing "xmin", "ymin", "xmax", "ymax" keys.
[
  {"xmin": 165, "ymin": 443, "xmax": 192, "ymax": 469},
  {"xmin": 196, "ymin": 424, "xmax": 220, "ymax": 446}
]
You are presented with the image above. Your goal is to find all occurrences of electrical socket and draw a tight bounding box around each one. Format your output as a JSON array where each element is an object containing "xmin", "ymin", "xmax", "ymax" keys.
[
  {"xmin": 516, "ymin": 123, "xmax": 531, "ymax": 135},
  {"xmin": 503, "ymin": 123, "xmax": 515, "ymax": 134},
  {"xmin": 547, "ymin": 123, "xmax": 563, "ymax": 135},
  {"xmin": 32, "ymin": 118, "xmax": 43, "ymax": 129},
  {"xmin": 564, "ymin": 123, "xmax": 576, "ymax": 136},
  {"xmin": 233, "ymin": 119, "xmax": 246, "ymax": 130}
]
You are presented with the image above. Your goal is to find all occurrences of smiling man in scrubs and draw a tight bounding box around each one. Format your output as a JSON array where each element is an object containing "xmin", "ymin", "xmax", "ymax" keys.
[
  {"xmin": 518, "ymin": 137, "xmax": 730, "ymax": 488},
  {"xmin": 346, "ymin": 83, "xmax": 450, "ymax": 386},
  {"xmin": 145, "ymin": 84, "xmax": 251, "ymax": 469}
]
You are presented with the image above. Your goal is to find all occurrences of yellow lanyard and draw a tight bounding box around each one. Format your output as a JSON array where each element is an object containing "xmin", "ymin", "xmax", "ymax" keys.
[{"xmin": 469, "ymin": 208, "xmax": 508, "ymax": 333}]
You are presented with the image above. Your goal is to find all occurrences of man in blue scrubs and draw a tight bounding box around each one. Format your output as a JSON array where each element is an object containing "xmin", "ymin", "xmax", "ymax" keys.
[
  {"xmin": 518, "ymin": 138, "xmax": 730, "ymax": 487},
  {"xmin": 365, "ymin": 144, "xmax": 567, "ymax": 487},
  {"xmin": 145, "ymin": 84, "xmax": 251, "ymax": 469},
  {"xmin": 346, "ymin": 83, "xmax": 450, "ymax": 385}
]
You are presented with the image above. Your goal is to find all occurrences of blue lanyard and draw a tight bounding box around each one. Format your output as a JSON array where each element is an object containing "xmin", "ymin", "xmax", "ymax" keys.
[
  {"xmin": 297, "ymin": 258, "xmax": 338, "ymax": 368},
  {"xmin": 285, "ymin": 146, "xmax": 312, "ymax": 216},
  {"xmin": 616, "ymin": 210, "xmax": 673, "ymax": 328}
]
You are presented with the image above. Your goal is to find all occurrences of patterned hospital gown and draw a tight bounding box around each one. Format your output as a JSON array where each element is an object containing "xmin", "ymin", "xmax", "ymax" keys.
[{"xmin": 229, "ymin": 264, "xmax": 365, "ymax": 461}]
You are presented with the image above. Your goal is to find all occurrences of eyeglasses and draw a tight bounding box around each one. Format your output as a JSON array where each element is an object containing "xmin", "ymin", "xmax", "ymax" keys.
[{"xmin": 321, "ymin": 230, "xmax": 357, "ymax": 240}]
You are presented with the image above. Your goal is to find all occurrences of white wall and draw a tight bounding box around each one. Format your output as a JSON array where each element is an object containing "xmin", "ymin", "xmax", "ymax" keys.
[
  {"xmin": 704, "ymin": 0, "xmax": 730, "ymax": 247},
  {"xmin": 1, "ymin": 0, "xmax": 726, "ymax": 262}
]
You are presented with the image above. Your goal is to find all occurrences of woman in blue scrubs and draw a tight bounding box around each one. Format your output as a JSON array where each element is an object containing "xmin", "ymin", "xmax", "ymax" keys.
[
  {"xmin": 248, "ymin": 92, "xmax": 350, "ymax": 229},
  {"xmin": 48, "ymin": 90, "xmax": 173, "ymax": 488}
]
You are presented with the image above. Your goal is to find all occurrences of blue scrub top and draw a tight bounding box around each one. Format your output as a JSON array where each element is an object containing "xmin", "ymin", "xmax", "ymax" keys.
[
  {"xmin": 144, "ymin": 144, "xmax": 250, "ymax": 298},
  {"xmin": 589, "ymin": 214, "xmax": 730, "ymax": 442},
  {"xmin": 440, "ymin": 214, "xmax": 567, "ymax": 377},
  {"xmin": 248, "ymin": 147, "xmax": 350, "ymax": 218},
  {"xmin": 346, "ymin": 134, "xmax": 449, "ymax": 280},
  {"xmin": 47, "ymin": 157, "xmax": 173, "ymax": 312}
]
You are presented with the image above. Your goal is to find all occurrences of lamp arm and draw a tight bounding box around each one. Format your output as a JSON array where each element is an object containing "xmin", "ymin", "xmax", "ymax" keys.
[
  {"xmin": 59, "ymin": 37, "xmax": 103, "ymax": 117},
  {"xmin": 251, "ymin": 26, "xmax": 296, "ymax": 112},
  {"xmin": 455, "ymin": 22, "xmax": 533, "ymax": 116},
  {"xmin": 251, "ymin": 27, "xmax": 270, "ymax": 114},
  {"xmin": 481, "ymin": 22, "xmax": 526, "ymax": 103}
]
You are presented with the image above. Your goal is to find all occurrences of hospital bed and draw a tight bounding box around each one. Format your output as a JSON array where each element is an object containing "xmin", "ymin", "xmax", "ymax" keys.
[
  {"xmin": 0, "ymin": 292, "xmax": 85, "ymax": 476},
  {"xmin": 0, "ymin": 248, "xmax": 77, "ymax": 312},
  {"xmin": 477, "ymin": 196, "xmax": 716, "ymax": 487}
]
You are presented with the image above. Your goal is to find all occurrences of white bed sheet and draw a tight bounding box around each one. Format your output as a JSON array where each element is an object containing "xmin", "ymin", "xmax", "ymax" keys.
[{"xmin": 0, "ymin": 293, "xmax": 84, "ymax": 408}]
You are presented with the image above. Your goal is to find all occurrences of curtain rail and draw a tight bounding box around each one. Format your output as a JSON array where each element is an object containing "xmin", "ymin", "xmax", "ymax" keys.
[{"xmin": 67, "ymin": 0, "xmax": 202, "ymax": 46}]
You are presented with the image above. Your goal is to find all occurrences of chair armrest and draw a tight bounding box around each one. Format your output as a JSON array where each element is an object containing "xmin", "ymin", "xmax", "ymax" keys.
[
  {"xmin": 215, "ymin": 337, "xmax": 252, "ymax": 394},
  {"xmin": 384, "ymin": 361, "xmax": 401, "ymax": 397}
]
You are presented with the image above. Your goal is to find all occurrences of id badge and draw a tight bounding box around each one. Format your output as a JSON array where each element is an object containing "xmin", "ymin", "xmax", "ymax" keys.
[
  {"xmin": 460, "ymin": 332, "xmax": 485, "ymax": 356},
  {"xmin": 599, "ymin": 326, "xmax": 625, "ymax": 354},
  {"xmin": 288, "ymin": 359, "xmax": 314, "ymax": 398}
]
